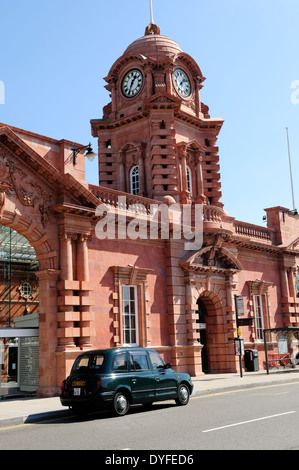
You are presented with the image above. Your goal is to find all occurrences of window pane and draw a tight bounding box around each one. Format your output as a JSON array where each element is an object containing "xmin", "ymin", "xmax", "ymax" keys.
[
  {"xmin": 149, "ymin": 351, "xmax": 165, "ymax": 369},
  {"xmin": 112, "ymin": 353, "xmax": 128, "ymax": 371},
  {"xmin": 130, "ymin": 330, "xmax": 136, "ymax": 344},
  {"xmin": 122, "ymin": 286, "xmax": 130, "ymax": 300},
  {"xmin": 124, "ymin": 329, "xmax": 130, "ymax": 344},
  {"xmin": 131, "ymin": 353, "xmax": 149, "ymax": 370},
  {"xmin": 124, "ymin": 315, "xmax": 130, "ymax": 328}
]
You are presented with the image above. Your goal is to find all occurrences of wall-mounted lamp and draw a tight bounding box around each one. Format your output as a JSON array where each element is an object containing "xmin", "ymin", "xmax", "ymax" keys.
[{"xmin": 71, "ymin": 143, "xmax": 97, "ymax": 165}]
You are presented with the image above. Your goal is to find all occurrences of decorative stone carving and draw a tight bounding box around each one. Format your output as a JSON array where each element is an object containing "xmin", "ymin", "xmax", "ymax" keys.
[{"xmin": 0, "ymin": 148, "xmax": 53, "ymax": 226}]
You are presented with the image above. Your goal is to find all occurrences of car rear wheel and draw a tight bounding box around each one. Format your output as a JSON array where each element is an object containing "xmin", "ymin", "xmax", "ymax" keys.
[
  {"xmin": 112, "ymin": 391, "xmax": 130, "ymax": 416},
  {"xmin": 175, "ymin": 384, "xmax": 190, "ymax": 406}
]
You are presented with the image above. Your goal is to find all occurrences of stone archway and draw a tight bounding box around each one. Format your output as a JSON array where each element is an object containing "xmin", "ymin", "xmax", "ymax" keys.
[
  {"xmin": 196, "ymin": 290, "xmax": 229, "ymax": 373},
  {"xmin": 0, "ymin": 209, "xmax": 60, "ymax": 396}
]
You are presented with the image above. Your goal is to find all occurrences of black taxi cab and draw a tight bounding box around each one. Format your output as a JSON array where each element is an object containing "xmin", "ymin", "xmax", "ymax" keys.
[{"xmin": 60, "ymin": 347, "xmax": 193, "ymax": 416}]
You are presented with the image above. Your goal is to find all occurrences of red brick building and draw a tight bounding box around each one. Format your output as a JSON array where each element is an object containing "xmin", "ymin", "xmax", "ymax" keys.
[{"xmin": 0, "ymin": 23, "xmax": 299, "ymax": 396}]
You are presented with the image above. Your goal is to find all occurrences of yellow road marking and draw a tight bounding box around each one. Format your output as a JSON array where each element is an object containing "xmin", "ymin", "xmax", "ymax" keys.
[
  {"xmin": 191, "ymin": 380, "xmax": 299, "ymax": 399},
  {"xmin": 0, "ymin": 423, "xmax": 33, "ymax": 431}
]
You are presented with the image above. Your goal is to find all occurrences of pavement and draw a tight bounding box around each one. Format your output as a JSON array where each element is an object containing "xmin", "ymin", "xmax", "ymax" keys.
[{"xmin": 1, "ymin": 368, "xmax": 299, "ymax": 428}]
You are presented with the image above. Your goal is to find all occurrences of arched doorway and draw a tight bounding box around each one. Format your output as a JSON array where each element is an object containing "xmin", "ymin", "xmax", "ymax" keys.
[
  {"xmin": 0, "ymin": 225, "xmax": 39, "ymax": 396},
  {"xmin": 196, "ymin": 298, "xmax": 209, "ymax": 373},
  {"xmin": 196, "ymin": 290, "xmax": 228, "ymax": 374}
]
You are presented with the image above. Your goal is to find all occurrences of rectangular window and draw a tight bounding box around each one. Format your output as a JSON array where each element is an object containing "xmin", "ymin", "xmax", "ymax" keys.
[
  {"xmin": 122, "ymin": 285, "xmax": 139, "ymax": 346},
  {"xmin": 254, "ymin": 295, "xmax": 264, "ymax": 341},
  {"xmin": 112, "ymin": 353, "xmax": 128, "ymax": 372},
  {"xmin": 130, "ymin": 352, "xmax": 149, "ymax": 371}
]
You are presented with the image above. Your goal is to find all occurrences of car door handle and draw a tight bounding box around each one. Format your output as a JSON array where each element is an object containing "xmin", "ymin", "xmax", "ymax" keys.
[
  {"xmin": 132, "ymin": 379, "xmax": 137, "ymax": 383},
  {"xmin": 155, "ymin": 377, "xmax": 160, "ymax": 382}
]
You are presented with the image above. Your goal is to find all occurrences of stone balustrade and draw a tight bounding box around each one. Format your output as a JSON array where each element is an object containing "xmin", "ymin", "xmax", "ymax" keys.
[{"xmin": 234, "ymin": 220, "xmax": 274, "ymax": 243}]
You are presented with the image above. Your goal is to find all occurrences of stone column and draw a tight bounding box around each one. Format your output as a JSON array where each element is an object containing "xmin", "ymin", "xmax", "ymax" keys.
[
  {"xmin": 195, "ymin": 152, "xmax": 207, "ymax": 204},
  {"xmin": 60, "ymin": 232, "xmax": 73, "ymax": 281},
  {"xmin": 280, "ymin": 266, "xmax": 290, "ymax": 299},
  {"xmin": 57, "ymin": 232, "xmax": 78, "ymax": 350},
  {"xmin": 117, "ymin": 151, "xmax": 126, "ymax": 192},
  {"xmin": 35, "ymin": 269, "xmax": 60, "ymax": 397},
  {"xmin": 287, "ymin": 267, "xmax": 296, "ymax": 299},
  {"xmin": 77, "ymin": 234, "xmax": 93, "ymax": 349},
  {"xmin": 185, "ymin": 278, "xmax": 200, "ymax": 345},
  {"xmin": 195, "ymin": 77, "xmax": 202, "ymax": 117}
]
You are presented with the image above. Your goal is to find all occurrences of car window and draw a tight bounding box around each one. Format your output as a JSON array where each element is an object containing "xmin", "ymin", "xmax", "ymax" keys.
[
  {"xmin": 73, "ymin": 354, "xmax": 105, "ymax": 371},
  {"xmin": 148, "ymin": 351, "xmax": 165, "ymax": 370},
  {"xmin": 130, "ymin": 352, "xmax": 149, "ymax": 371},
  {"xmin": 112, "ymin": 353, "xmax": 128, "ymax": 372},
  {"xmin": 90, "ymin": 354, "xmax": 105, "ymax": 369},
  {"xmin": 75, "ymin": 356, "xmax": 89, "ymax": 369}
]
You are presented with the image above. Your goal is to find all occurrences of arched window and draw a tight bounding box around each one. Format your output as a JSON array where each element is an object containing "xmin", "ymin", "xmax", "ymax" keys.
[
  {"xmin": 186, "ymin": 166, "xmax": 192, "ymax": 195},
  {"xmin": 130, "ymin": 165, "xmax": 140, "ymax": 195}
]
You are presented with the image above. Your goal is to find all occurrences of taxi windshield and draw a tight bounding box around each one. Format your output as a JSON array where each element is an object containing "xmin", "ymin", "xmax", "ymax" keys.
[{"xmin": 72, "ymin": 353, "xmax": 105, "ymax": 372}]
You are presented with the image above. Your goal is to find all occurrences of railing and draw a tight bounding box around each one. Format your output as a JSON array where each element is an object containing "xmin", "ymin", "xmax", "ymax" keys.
[
  {"xmin": 234, "ymin": 220, "xmax": 273, "ymax": 243},
  {"xmin": 203, "ymin": 205, "xmax": 223, "ymax": 223},
  {"xmin": 89, "ymin": 184, "xmax": 168, "ymax": 216},
  {"xmin": 88, "ymin": 185, "xmax": 274, "ymax": 244}
]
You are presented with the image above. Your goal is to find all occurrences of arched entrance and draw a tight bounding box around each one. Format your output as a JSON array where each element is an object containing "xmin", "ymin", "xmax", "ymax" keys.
[
  {"xmin": 196, "ymin": 298, "xmax": 209, "ymax": 373},
  {"xmin": 196, "ymin": 291, "xmax": 229, "ymax": 374},
  {"xmin": 0, "ymin": 225, "xmax": 39, "ymax": 396}
]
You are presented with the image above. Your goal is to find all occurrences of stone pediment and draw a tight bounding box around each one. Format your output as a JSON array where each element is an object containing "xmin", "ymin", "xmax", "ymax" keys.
[
  {"xmin": 0, "ymin": 126, "xmax": 101, "ymax": 222},
  {"xmin": 180, "ymin": 245, "xmax": 243, "ymax": 273},
  {"xmin": 144, "ymin": 92, "xmax": 182, "ymax": 112},
  {"xmin": 177, "ymin": 139, "xmax": 206, "ymax": 155},
  {"xmin": 282, "ymin": 235, "xmax": 299, "ymax": 253}
]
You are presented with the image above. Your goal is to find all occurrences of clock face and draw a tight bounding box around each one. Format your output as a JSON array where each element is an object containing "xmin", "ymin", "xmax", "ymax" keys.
[
  {"xmin": 173, "ymin": 68, "xmax": 191, "ymax": 98},
  {"xmin": 121, "ymin": 69, "xmax": 143, "ymax": 98}
]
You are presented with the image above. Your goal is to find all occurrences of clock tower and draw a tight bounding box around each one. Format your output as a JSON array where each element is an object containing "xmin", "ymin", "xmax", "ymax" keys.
[{"xmin": 91, "ymin": 22, "xmax": 224, "ymax": 207}]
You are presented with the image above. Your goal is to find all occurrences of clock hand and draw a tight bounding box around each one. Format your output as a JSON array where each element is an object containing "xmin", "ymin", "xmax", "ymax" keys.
[{"xmin": 130, "ymin": 74, "xmax": 137, "ymax": 90}]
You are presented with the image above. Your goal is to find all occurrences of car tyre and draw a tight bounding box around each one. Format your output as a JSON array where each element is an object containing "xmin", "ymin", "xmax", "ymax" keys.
[
  {"xmin": 112, "ymin": 391, "xmax": 130, "ymax": 416},
  {"xmin": 175, "ymin": 384, "xmax": 190, "ymax": 406}
]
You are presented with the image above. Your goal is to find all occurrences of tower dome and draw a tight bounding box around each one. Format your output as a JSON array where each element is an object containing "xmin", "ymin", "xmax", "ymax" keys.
[{"xmin": 124, "ymin": 23, "xmax": 183, "ymax": 60}]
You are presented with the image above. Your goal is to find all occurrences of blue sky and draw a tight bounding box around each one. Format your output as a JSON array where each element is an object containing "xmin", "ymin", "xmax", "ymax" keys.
[{"xmin": 1, "ymin": 0, "xmax": 298, "ymax": 225}]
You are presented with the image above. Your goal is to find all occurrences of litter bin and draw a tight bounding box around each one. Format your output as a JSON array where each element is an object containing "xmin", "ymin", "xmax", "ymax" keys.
[{"xmin": 244, "ymin": 349, "xmax": 259, "ymax": 371}]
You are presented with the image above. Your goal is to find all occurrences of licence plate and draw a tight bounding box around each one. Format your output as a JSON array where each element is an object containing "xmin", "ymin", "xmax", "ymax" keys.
[
  {"xmin": 72, "ymin": 380, "xmax": 86, "ymax": 386},
  {"xmin": 73, "ymin": 388, "xmax": 81, "ymax": 396}
]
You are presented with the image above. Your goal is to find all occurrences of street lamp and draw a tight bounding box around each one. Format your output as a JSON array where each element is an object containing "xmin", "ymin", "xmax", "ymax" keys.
[{"xmin": 71, "ymin": 143, "xmax": 97, "ymax": 165}]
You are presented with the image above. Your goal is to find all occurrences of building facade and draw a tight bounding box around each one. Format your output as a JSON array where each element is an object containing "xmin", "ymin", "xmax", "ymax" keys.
[{"xmin": 0, "ymin": 23, "xmax": 299, "ymax": 397}]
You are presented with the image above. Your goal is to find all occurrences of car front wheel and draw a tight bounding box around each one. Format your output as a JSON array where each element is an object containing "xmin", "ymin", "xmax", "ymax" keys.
[
  {"xmin": 175, "ymin": 384, "xmax": 190, "ymax": 406},
  {"xmin": 112, "ymin": 391, "xmax": 130, "ymax": 416}
]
